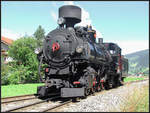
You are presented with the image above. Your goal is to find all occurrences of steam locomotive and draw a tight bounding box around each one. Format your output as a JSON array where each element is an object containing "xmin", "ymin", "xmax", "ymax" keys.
[{"xmin": 37, "ymin": 5, "xmax": 128, "ymax": 98}]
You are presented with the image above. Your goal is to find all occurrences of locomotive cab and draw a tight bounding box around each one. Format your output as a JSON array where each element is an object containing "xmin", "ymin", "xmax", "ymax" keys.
[
  {"xmin": 104, "ymin": 43, "xmax": 121, "ymax": 55},
  {"xmin": 104, "ymin": 43, "xmax": 121, "ymax": 62},
  {"xmin": 103, "ymin": 43, "xmax": 122, "ymax": 74}
]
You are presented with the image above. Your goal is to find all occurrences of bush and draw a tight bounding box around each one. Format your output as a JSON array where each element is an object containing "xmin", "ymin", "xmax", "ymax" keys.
[
  {"xmin": 7, "ymin": 71, "xmax": 20, "ymax": 84},
  {"xmin": 7, "ymin": 37, "xmax": 40, "ymax": 84},
  {"xmin": 1, "ymin": 56, "xmax": 11, "ymax": 85}
]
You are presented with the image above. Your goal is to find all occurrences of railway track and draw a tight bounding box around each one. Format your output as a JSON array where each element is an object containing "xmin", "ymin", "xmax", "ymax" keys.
[
  {"xmin": 39, "ymin": 100, "xmax": 72, "ymax": 112},
  {"xmin": 2, "ymin": 96, "xmax": 61, "ymax": 112},
  {"xmin": 1, "ymin": 78, "xmax": 148, "ymax": 112},
  {"xmin": 1, "ymin": 92, "xmax": 60, "ymax": 104},
  {"xmin": 1, "ymin": 94, "xmax": 36, "ymax": 104}
]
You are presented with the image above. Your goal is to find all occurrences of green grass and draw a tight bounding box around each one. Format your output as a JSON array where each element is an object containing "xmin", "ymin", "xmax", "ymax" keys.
[
  {"xmin": 135, "ymin": 86, "xmax": 149, "ymax": 112},
  {"xmin": 124, "ymin": 76, "xmax": 145, "ymax": 82},
  {"xmin": 122, "ymin": 84, "xmax": 149, "ymax": 112},
  {"xmin": 1, "ymin": 83, "xmax": 44, "ymax": 98}
]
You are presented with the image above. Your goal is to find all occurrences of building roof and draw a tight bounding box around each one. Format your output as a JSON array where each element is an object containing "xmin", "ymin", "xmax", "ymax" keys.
[{"xmin": 1, "ymin": 36, "xmax": 14, "ymax": 45}]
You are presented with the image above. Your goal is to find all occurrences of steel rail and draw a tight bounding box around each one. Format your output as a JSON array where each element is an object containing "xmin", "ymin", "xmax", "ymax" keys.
[
  {"xmin": 1, "ymin": 96, "xmax": 37, "ymax": 104},
  {"xmin": 1, "ymin": 93, "xmax": 60, "ymax": 104},
  {"xmin": 40, "ymin": 100, "xmax": 72, "ymax": 112},
  {"xmin": 1, "ymin": 94, "xmax": 34, "ymax": 100},
  {"xmin": 2, "ymin": 96, "xmax": 60, "ymax": 112}
]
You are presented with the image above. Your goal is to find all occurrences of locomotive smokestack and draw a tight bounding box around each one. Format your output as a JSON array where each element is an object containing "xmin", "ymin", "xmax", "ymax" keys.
[{"xmin": 58, "ymin": 5, "xmax": 81, "ymax": 28}]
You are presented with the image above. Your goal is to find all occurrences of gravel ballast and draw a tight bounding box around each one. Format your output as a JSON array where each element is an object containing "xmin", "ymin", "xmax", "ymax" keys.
[{"xmin": 59, "ymin": 80, "xmax": 149, "ymax": 112}]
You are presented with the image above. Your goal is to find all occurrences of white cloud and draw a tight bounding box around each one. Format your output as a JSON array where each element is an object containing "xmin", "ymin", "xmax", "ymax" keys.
[
  {"xmin": 77, "ymin": 7, "xmax": 92, "ymax": 27},
  {"xmin": 92, "ymin": 26, "xmax": 103, "ymax": 39},
  {"xmin": 2, "ymin": 28, "xmax": 34, "ymax": 40},
  {"xmin": 2, "ymin": 28, "xmax": 24, "ymax": 40},
  {"xmin": 64, "ymin": 1, "xmax": 74, "ymax": 5},
  {"xmin": 105, "ymin": 40, "xmax": 149, "ymax": 55},
  {"xmin": 50, "ymin": 11, "xmax": 57, "ymax": 22},
  {"xmin": 96, "ymin": 30, "xmax": 103, "ymax": 38}
]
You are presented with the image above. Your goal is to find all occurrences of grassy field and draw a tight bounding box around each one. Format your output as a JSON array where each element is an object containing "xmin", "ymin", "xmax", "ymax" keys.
[
  {"xmin": 121, "ymin": 84, "xmax": 149, "ymax": 112},
  {"xmin": 1, "ymin": 83, "xmax": 44, "ymax": 98},
  {"xmin": 123, "ymin": 76, "xmax": 145, "ymax": 82},
  {"xmin": 1, "ymin": 76, "xmax": 148, "ymax": 98}
]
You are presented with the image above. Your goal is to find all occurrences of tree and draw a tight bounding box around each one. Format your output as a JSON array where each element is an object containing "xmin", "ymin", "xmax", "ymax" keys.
[
  {"xmin": 8, "ymin": 37, "xmax": 39, "ymax": 83},
  {"xmin": 33, "ymin": 25, "xmax": 45, "ymax": 48},
  {"xmin": 8, "ymin": 37, "xmax": 37, "ymax": 64}
]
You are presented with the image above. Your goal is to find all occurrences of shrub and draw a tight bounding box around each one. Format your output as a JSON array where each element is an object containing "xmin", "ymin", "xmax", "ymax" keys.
[
  {"xmin": 1, "ymin": 56, "xmax": 12, "ymax": 85},
  {"xmin": 7, "ymin": 37, "xmax": 40, "ymax": 84},
  {"xmin": 7, "ymin": 71, "xmax": 20, "ymax": 84}
]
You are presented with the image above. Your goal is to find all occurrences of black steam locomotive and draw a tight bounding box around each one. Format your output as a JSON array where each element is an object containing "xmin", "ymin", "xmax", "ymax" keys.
[{"xmin": 37, "ymin": 5, "xmax": 128, "ymax": 98}]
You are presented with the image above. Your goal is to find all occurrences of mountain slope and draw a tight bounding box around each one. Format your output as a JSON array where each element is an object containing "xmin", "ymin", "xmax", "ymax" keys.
[{"xmin": 124, "ymin": 49, "xmax": 149, "ymax": 75}]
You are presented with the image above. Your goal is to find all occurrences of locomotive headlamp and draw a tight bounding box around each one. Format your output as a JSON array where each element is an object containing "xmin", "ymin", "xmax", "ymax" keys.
[
  {"xmin": 76, "ymin": 46, "xmax": 83, "ymax": 54},
  {"xmin": 57, "ymin": 17, "xmax": 65, "ymax": 25}
]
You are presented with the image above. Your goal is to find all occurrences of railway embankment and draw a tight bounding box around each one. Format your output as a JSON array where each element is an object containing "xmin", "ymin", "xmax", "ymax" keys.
[{"xmin": 55, "ymin": 79, "xmax": 149, "ymax": 112}]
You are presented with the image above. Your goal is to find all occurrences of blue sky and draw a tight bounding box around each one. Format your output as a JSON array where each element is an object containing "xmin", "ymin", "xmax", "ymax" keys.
[{"xmin": 1, "ymin": 1, "xmax": 149, "ymax": 55}]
